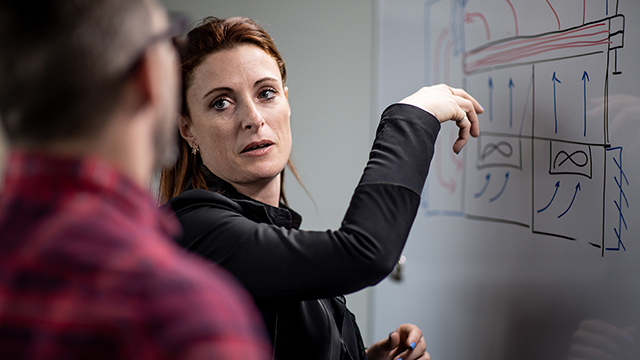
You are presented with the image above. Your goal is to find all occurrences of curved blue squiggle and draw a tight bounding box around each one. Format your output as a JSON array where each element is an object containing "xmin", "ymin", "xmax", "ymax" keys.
[
  {"xmin": 474, "ymin": 173, "xmax": 491, "ymax": 198},
  {"xmin": 558, "ymin": 183, "xmax": 581, "ymax": 218},
  {"xmin": 537, "ymin": 181, "xmax": 560, "ymax": 213},
  {"xmin": 489, "ymin": 172, "xmax": 509, "ymax": 203}
]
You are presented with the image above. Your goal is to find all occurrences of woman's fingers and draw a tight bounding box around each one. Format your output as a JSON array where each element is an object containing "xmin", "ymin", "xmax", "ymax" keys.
[
  {"xmin": 452, "ymin": 89, "xmax": 481, "ymax": 137},
  {"xmin": 396, "ymin": 323, "xmax": 423, "ymax": 349},
  {"xmin": 450, "ymin": 94, "xmax": 480, "ymax": 153},
  {"xmin": 391, "ymin": 324, "xmax": 429, "ymax": 360},
  {"xmin": 453, "ymin": 115, "xmax": 471, "ymax": 154},
  {"xmin": 392, "ymin": 336, "xmax": 428, "ymax": 360},
  {"xmin": 398, "ymin": 84, "xmax": 483, "ymax": 153},
  {"xmin": 447, "ymin": 86, "xmax": 482, "ymax": 153},
  {"xmin": 451, "ymin": 86, "xmax": 485, "ymax": 114}
]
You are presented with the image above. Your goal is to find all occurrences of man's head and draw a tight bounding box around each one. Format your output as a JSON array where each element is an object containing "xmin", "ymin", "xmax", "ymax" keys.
[{"xmin": 0, "ymin": 0, "xmax": 180, "ymax": 175}]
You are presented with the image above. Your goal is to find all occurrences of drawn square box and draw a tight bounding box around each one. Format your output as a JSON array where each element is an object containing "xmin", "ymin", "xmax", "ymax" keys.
[
  {"xmin": 549, "ymin": 142, "xmax": 592, "ymax": 179},
  {"xmin": 476, "ymin": 134, "xmax": 522, "ymax": 170}
]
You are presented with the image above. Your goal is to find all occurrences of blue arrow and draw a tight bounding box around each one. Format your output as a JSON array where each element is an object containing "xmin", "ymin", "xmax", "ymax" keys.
[
  {"xmin": 509, "ymin": 78, "xmax": 515, "ymax": 127},
  {"xmin": 474, "ymin": 173, "xmax": 491, "ymax": 198},
  {"xmin": 488, "ymin": 77, "xmax": 494, "ymax": 122},
  {"xmin": 552, "ymin": 72, "xmax": 561, "ymax": 134},
  {"xmin": 537, "ymin": 181, "xmax": 560, "ymax": 213},
  {"xmin": 489, "ymin": 172, "xmax": 509, "ymax": 203},
  {"xmin": 558, "ymin": 182, "xmax": 581, "ymax": 218},
  {"xmin": 582, "ymin": 71, "xmax": 589, "ymax": 137}
]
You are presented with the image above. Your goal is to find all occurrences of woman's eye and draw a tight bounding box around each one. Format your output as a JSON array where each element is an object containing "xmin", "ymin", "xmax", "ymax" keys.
[
  {"xmin": 258, "ymin": 89, "xmax": 276, "ymax": 100},
  {"xmin": 211, "ymin": 99, "xmax": 229, "ymax": 110}
]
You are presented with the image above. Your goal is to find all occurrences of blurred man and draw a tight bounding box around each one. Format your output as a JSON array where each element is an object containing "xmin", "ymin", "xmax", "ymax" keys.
[{"xmin": 0, "ymin": 0, "xmax": 271, "ymax": 358}]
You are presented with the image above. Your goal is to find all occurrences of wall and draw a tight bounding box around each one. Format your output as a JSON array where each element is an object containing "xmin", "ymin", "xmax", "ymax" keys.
[{"xmin": 159, "ymin": 0, "xmax": 378, "ymax": 344}]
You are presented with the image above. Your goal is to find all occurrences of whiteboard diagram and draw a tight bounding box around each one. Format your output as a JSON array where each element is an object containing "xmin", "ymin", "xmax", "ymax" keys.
[{"xmin": 422, "ymin": 0, "xmax": 629, "ymax": 256}]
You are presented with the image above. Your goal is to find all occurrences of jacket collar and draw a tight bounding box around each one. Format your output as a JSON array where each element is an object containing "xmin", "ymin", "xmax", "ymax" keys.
[{"xmin": 189, "ymin": 165, "xmax": 303, "ymax": 230}]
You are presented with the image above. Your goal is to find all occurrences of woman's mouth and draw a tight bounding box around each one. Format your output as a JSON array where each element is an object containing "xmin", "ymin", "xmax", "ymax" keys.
[{"xmin": 241, "ymin": 141, "xmax": 274, "ymax": 154}]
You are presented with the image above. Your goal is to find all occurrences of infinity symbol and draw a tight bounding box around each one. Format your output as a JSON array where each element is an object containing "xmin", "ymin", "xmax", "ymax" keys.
[
  {"xmin": 481, "ymin": 141, "xmax": 513, "ymax": 160},
  {"xmin": 554, "ymin": 150, "xmax": 588, "ymax": 169}
]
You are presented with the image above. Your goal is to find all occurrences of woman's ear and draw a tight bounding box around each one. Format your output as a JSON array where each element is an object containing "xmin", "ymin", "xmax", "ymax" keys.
[
  {"xmin": 284, "ymin": 86, "xmax": 291, "ymax": 118},
  {"xmin": 177, "ymin": 114, "xmax": 195, "ymax": 143}
]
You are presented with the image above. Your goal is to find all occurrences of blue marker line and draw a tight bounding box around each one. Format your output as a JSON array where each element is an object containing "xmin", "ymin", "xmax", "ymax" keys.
[
  {"xmin": 614, "ymin": 176, "xmax": 629, "ymax": 208},
  {"xmin": 489, "ymin": 172, "xmax": 509, "ymax": 203},
  {"xmin": 614, "ymin": 200, "xmax": 628, "ymax": 230},
  {"xmin": 613, "ymin": 157, "xmax": 629, "ymax": 188},
  {"xmin": 582, "ymin": 71, "xmax": 589, "ymax": 137},
  {"xmin": 508, "ymin": 78, "xmax": 515, "ymax": 127},
  {"xmin": 609, "ymin": 226, "xmax": 627, "ymax": 251},
  {"xmin": 474, "ymin": 173, "xmax": 491, "ymax": 198},
  {"xmin": 558, "ymin": 182, "xmax": 581, "ymax": 218},
  {"xmin": 607, "ymin": 147, "xmax": 627, "ymax": 252},
  {"xmin": 488, "ymin": 77, "xmax": 494, "ymax": 121},
  {"xmin": 552, "ymin": 72, "xmax": 561, "ymax": 133},
  {"xmin": 537, "ymin": 181, "xmax": 560, "ymax": 213}
]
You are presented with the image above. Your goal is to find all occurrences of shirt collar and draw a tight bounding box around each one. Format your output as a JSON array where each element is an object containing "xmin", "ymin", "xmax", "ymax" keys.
[{"xmin": 197, "ymin": 165, "xmax": 303, "ymax": 229}]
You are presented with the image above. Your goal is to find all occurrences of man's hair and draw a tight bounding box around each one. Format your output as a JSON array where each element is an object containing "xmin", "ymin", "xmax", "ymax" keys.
[{"xmin": 0, "ymin": 0, "xmax": 154, "ymax": 146}]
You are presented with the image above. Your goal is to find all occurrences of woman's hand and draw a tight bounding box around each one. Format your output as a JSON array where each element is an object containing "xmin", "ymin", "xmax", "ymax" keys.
[
  {"xmin": 366, "ymin": 323, "xmax": 430, "ymax": 360},
  {"xmin": 399, "ymin": 84, "xmax": 484, "ymax": 154}
]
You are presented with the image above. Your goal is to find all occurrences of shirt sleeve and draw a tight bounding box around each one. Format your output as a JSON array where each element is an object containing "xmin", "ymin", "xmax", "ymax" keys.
[{"xmin": 170, "ymin": 104, "xmax": 440, "ymax": 301}]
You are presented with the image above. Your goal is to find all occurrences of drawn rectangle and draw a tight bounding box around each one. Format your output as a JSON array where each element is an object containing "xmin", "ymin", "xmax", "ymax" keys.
[
  {"xmin": 549, "ymin": 142, "xmax": 592, "ymax": 178},
  {"xmin": 463, "ymin": 19, "xmax": 611, "ymax": 75},
  {"xmin": 476, "ymin": 134, "xmax": 522, "ymax": 170},
  {"xmin": 609, "ymin": 15, "xmax": 625, "ymax": 50}
]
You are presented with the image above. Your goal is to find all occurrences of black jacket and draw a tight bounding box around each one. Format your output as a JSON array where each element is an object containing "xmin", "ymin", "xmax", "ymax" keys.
[{"xmin": 167, "ymin": 104, "xmax": 441, "ymax": 360}]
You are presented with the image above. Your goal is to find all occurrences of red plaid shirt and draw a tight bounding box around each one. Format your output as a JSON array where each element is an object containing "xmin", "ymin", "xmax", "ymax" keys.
[{"xmin": 0, "ymin": 152, "xmax": 272, "ymax": 360}]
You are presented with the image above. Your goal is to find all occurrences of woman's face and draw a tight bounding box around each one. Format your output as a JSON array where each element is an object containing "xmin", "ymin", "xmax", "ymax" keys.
[{"xmin": 183, "ymin": 44, "xmax": 292, "ymax": 189}]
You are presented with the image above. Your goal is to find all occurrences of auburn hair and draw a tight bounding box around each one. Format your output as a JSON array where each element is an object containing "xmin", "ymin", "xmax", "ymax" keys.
[{"xmin": 159, "ymin": 17, "xmax": 302, "ymax": 204}]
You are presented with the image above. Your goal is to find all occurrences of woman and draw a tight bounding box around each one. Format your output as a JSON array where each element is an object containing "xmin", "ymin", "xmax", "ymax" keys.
[{"xmin": 161, "ymin": 17, "xmax": 482, "ymax": 360}]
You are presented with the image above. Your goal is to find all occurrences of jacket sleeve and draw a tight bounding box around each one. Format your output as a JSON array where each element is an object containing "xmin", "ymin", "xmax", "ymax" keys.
[{"xmin": 170, "ymin": 104, "xmax": 440, "ymax": 301}]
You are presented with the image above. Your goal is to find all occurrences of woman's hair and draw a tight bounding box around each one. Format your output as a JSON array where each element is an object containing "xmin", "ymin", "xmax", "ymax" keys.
[{"xmin": 159, "ymin": 16, "xmax": 301, "ymax": 204}]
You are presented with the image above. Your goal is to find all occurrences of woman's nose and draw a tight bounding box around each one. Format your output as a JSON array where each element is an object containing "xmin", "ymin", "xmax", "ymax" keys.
[{"xmin": 241, "ymin": 101, "xmax": 264, "ymax": 130}]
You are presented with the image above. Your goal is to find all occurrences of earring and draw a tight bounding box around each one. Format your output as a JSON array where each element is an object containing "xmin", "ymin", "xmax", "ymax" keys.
[{"xmin": 190, "ymin": 142, "xmax": 199, "ymax": 155}]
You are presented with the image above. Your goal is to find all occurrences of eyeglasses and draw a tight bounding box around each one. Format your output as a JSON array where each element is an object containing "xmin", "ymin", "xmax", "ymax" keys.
[{"xmin": 125, "ymin": 16, "xmax": 189, "ymax": 76}]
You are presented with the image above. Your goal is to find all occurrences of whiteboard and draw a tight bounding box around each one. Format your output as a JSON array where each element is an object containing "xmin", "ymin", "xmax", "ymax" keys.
[{"xmin": 373, "ymin": 0, "xmax": 640, "ymax": 358}]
